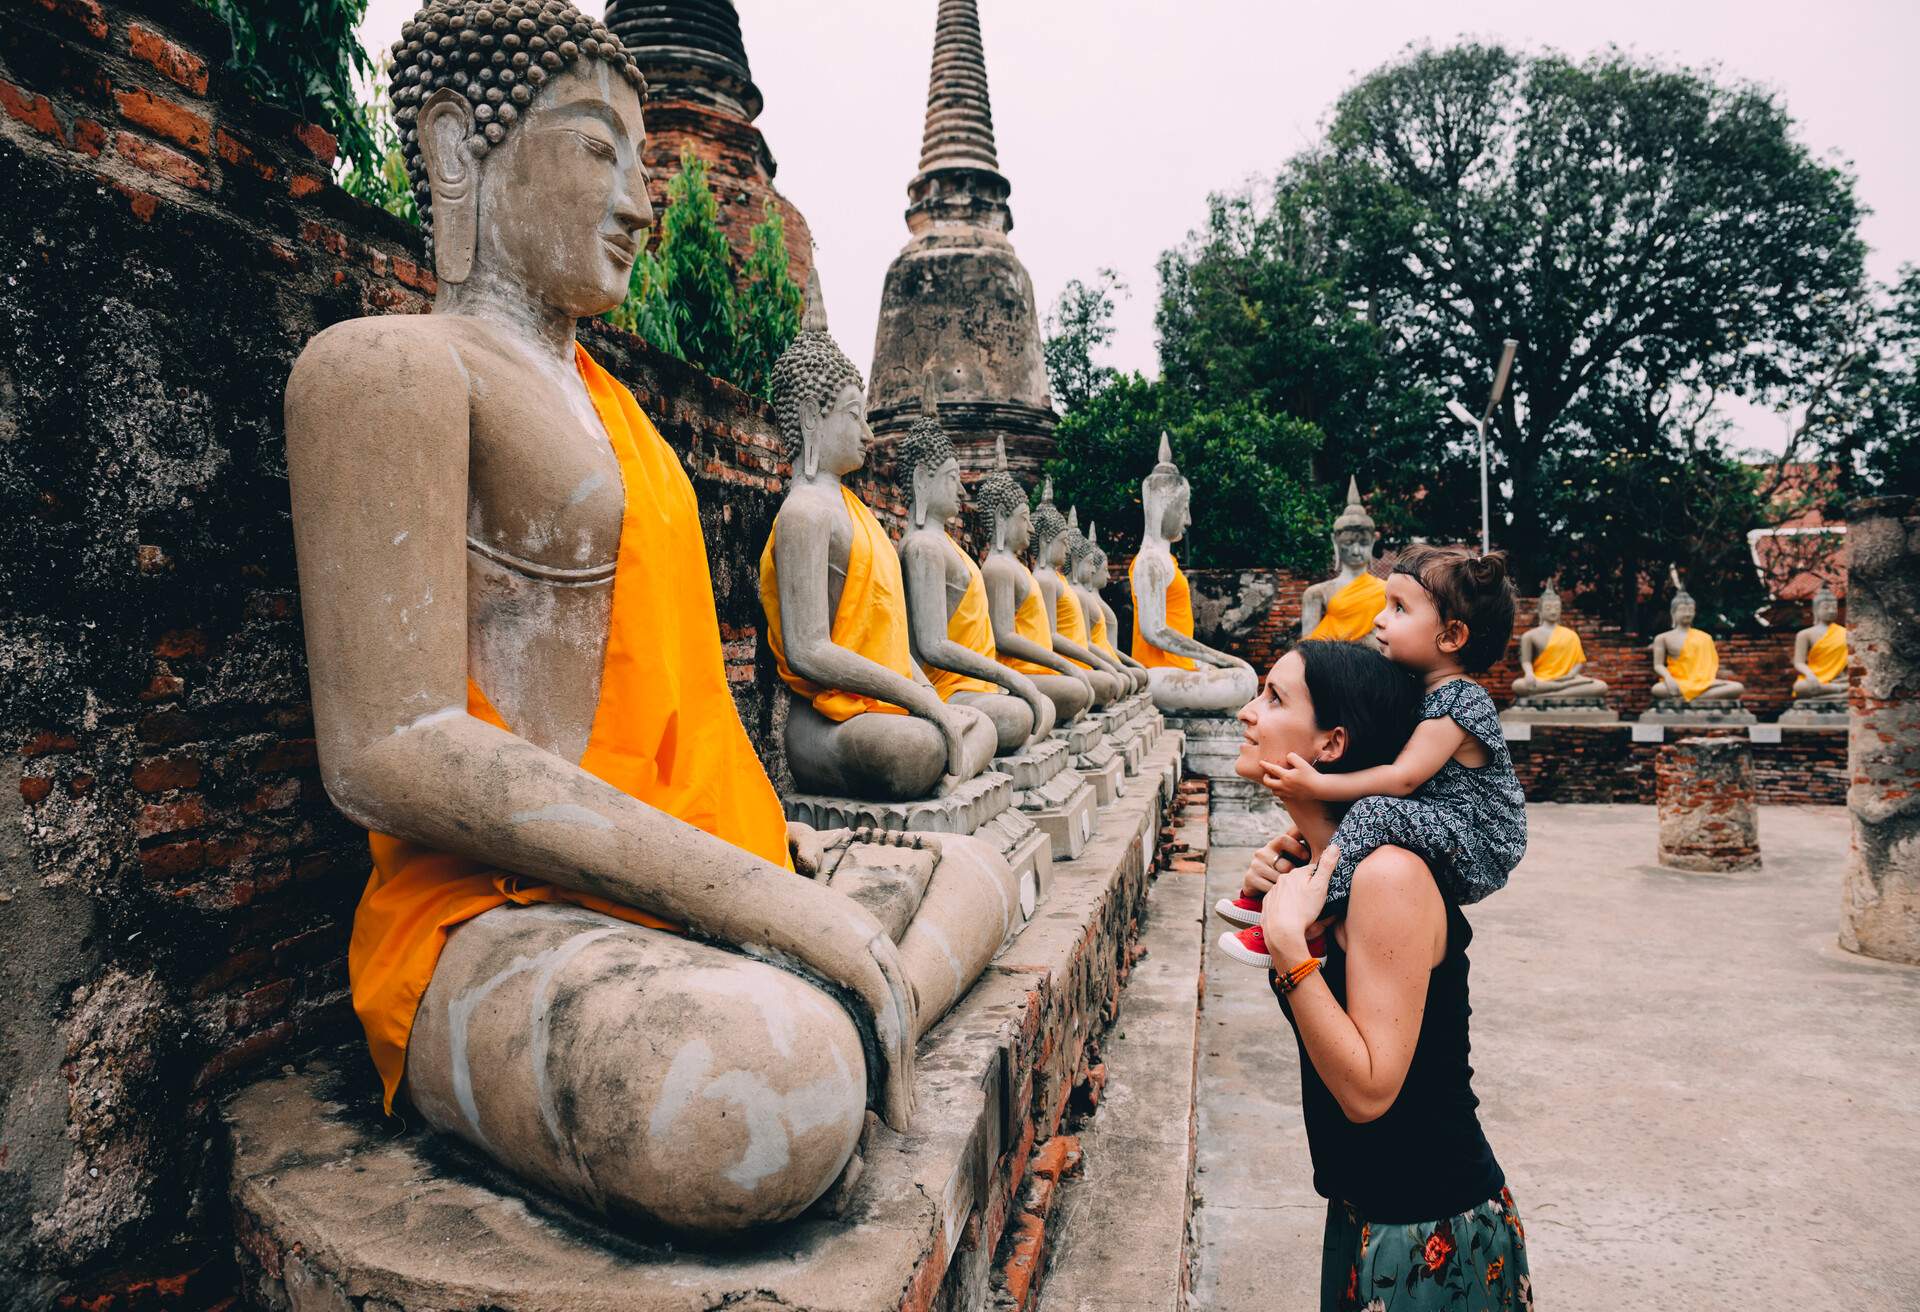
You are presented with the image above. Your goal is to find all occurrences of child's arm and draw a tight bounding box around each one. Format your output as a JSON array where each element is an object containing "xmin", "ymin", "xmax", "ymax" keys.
[{"xmin": 1264, "ymin": 716, "xmax": 1466, "ymax": 804}]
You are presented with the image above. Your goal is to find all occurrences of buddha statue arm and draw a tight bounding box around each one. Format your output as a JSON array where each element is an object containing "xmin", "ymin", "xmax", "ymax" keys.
[
  {"xmin": 285, "ymin": 325, "xmax": 917, "ymax": 1128},
  {"xmin": 901, "ymin": 538, "xmax": 1052, "ymax": 731},
  {"xmin": 985, "ymin": 569, "xmax": 1083, "ymax": 679},
  {"xmin": 1135, "ymin": 554, "xmax": 1246, "ymax": 668},
  {"xmin": 1299, "ymin": 584, "xmax": 1326, "ymax": 639},
  {"xmin": 1792, "ymin": 628, "xmax": 1825, "ymax": 685},
  {"xmin": 1649, "ymin": 634, "xmax": 1681, "ymax": 695}
]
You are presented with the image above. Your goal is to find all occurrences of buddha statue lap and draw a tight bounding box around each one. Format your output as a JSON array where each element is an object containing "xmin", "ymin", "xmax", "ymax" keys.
[
  {"xmin": 1641, "ymin": 573, "xmax": 1750, "ymax": 722},
  {"xmin": 1299, "ymin": 477, "xmax": 1386, "ymax": 645},
  {"xmin": 1507, "ymin": 581, "xmax": 1613, "ymax": 720},
  {"xmin": 282, "ymin": 4, "xmax": 1015, "ymax": 1237},
  {"xmin": 1129, "ymin": 434, "xmax": 1257, "ymax": 713},
  {"xmin": 1782, "ymin": 585, "xmax": 1848, "ymax": 723},
  {"xmin": 1068, "ymin": 520, "xmax": 1150, "ymax": 696},
  {"xmin": 1031, "ymin": 487, "xmax": 1127, "ymax": 706}
]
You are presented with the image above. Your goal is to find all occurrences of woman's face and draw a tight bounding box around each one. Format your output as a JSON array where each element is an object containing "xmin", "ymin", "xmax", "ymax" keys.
[{"xmin": 1235, "ymin": 651, "xmax": 1340, "ymax": 789}]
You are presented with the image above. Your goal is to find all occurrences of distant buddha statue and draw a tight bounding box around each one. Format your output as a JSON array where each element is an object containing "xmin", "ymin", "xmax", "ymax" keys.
[
  {"xmin": 1300, "ymin": 477, "xmax": 1386, "ymax": 643},
  {"xmin": 1511, "ymin": 581, "xmax": 1609, "ymax": 702},
  {"xmin": 1031, "ymin": 488, "xmax": 1125, "ymax": 705},
  {"xmin": 1790, "ymin": 585, "xmax": 1849, "ymax": 705},
  {"xmin": 1067, "ymin": 518, "xmax": 1149, "ymax": 695},
  {"xmin": 892, "ymin": 414, "xmax": 1057, "ymax": 753},
  {"xmin": 281, "ymin": 1, "xmax": 1019, "ymax": 1236},
  {"xmin": 1129, "ymin": 433, "xmax": 1258, "ymax": 712},
  {"xmin": 1649, "ymin": 572, "xmax": 1746, "ymax": 704},
  {"xmin": 760, "ymin": 280, "xmax": 1000, "ymax": 800},
  {"xmin": 975, "ymin": 438, "xmax": 1097, "ymax": 726}
]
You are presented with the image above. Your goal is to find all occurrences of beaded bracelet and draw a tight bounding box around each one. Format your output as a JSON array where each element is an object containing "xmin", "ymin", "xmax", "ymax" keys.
[{"xmin": 1274, "ymin": 956, "xmax": 1323, "ymax": 995}]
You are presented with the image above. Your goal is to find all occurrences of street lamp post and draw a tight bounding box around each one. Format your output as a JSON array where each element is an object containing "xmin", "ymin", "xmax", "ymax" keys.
[{"xmin": 1447, "ymin": 339, "xmax": 1519, "ymax": 555}]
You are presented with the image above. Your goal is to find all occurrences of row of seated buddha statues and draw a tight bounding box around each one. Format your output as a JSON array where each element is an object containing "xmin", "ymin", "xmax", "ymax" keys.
[{"xmin": 279, "ymin": 3, "xmax": 1088, "ymax": 1239}]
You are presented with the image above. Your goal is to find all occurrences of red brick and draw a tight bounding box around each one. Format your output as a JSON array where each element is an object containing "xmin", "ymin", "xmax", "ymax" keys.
[
  {"xmin": 191, "ymin": 947, "xmax": 267, "ymax": 1000},
  {"xmin": 213, "ymin": 127, "xmax": 274, "ymax": 181},
  {"xmin": 244, "ymin": 777, "xmax": 301, "ymax": 814},
  {"xmin": 114, "ymin": 85, "xmax": 209, "ymax": 155},
  {"xmin": 1168, "ymin": 858, "xmax": 1206, "ymax": 874},
  {"xmin": 137, "ymin": 794, "xmax": 209, "ymax": 838},
  {"xmin": 1029, "ymin": 1134, "xmax": 1082, "ymax": 1182},
  {"xmin": 68, "ymin": 773, "xmax": 93, "ymax": 795},
  {"xmin": 256, "ymin": 738, "xmax": 316, "ymax": 772},
  {"xmin": 141, "ymin": 838, "xmax": 206, "ymax": 880},
  {"xmin": 391, "ymin": 256, "xmax": 435, "ymax": 294},
  {"xmin": 292, "ymin": 121, "xmax": 337, "ymax": 166},
  {"xmin": 137, "ymin": 710, "xmax": 201, "ymax": 745},
  {"xmin": 299, "ymin": 219, "xmax": 348, "ymax": 259},
  {"xmin": 226, "ymin": 978, "xmax": 293, "ymax": 1031},
  {"xmin": 288, "ymin": 170, "xmax": 325, "ymax": 198},
  {"xmin": 32, "ymin": 0, "xmax": 107, "ymax": 41},
  {"xmin": 20, "ymin": 730, "xmax": 79, "ymax": 757},
  {"xmin": 115, "ymin": 131, "xmax": 208, "ymax": 190},
  {"xmin": 0, "ymin": 80, "xmax": 65, "ymax": 144},
  {"xmin": 998, "ymin": 1212, "xmax": 1047, "ymax": 1310},
  {"xmin": 108, "ymin": 179, "xmax": 159, "ymax": 220},
  {"xmin": 20, "ymin": 776, "xmax": 53, "ymax": 805},
  {"xmin": 195, "ymin": 1019, "xmax": 293, "ymax": 1088},
  {"xmin": 68, "ymin": 116, "xmax": 106, "ymax": 157},
  {"xmin": 132, "ymin": 754, "xmax": 201, "ymax": 792},
  {"xmin": 128, "ymin": 22, "xmax": 210, "ymax": 95},
  {"xmin": 152, "ymin": 628, "xmax": 208, "ymax": 659}
]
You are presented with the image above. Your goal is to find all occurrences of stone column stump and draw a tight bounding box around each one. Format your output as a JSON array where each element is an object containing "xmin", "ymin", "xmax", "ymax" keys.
[
  {"xmin": 1840, "ymin": 495, "xmax": 1920, "ymax": 964},
  {"xmin": 1656, "ymin": 736, "xmax": 1761, "ymax": 871}
]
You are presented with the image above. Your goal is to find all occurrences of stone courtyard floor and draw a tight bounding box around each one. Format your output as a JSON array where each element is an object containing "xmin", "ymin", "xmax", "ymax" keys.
[{"xmin": 1189, "ymin": 803, "xmax": 1920, "ymax": 1309}]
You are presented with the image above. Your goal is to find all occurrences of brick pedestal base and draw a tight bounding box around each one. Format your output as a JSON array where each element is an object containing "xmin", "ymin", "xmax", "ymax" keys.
[{"xmin": 1656, "ymin": 737, "xmax": 1761, "ymax": 871}]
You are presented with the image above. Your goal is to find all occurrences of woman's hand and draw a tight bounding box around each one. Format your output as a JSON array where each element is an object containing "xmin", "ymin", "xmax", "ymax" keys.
[
  {"xmin": 1262, "ymin": 752, "xmax": 1330, "ymax": 803},
  {"xmin": 1261, "ymin": 842, "xmax": 1338, "ymax": 967},
  {"xmin": 1241, "ymin": 828, "xmax": 1310, "ymax": 898}
]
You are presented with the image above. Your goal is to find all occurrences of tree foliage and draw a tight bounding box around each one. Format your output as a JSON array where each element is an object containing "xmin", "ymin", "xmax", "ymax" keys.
[
  {"xmin": 1044, "ymin": 269, "xmax": 1127, "ymax": 414},
  {"xmin": 196, "ymin": 0, "xmax": 383, "ymax": 180}
]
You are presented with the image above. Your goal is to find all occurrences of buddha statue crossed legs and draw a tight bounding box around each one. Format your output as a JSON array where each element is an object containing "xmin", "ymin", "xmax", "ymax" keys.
[
  {"xmin": 1511, "ymin": 581, "xmax": 1609, "ymax": 701},
  {"xmin": 1032, "ymin": 488, "xmax": 1127, "ymax": 705},
  {"xmin": 1790, "ymin": 585, "xmax": 1849, "ymax": 705},
  {"xmin": 1067, "ymin": 519, "xmax": 1149, "ymax": 695},
  {"xmin": 1650, "ymin": 576, "xmax": 1746, "ymax": 705}
]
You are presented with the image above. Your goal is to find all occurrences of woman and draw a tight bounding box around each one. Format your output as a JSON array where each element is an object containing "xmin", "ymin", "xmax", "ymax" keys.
[{"xmin": 1237, "ymin": 641, "xmax": 1532, "ymax": 1311}]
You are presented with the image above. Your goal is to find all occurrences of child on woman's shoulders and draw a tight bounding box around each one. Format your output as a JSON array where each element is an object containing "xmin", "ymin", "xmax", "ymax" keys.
[{"xmin": 1219, "ymin": 544, "xmax": 1529, "ymax": 966}]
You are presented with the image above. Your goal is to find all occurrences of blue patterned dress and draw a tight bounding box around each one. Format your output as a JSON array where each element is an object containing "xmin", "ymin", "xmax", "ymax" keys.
[{"xmin": 1326, "ymin": 679, "xmax": 1526, "ymax": 909}]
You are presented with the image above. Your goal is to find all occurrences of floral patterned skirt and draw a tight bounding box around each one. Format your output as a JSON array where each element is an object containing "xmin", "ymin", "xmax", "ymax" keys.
[{"xmin": 1321, "ymin": 1187, "xmax": 1533, "ymax": 1311}]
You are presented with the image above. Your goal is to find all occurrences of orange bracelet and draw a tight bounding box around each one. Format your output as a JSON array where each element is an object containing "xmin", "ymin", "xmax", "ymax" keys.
[{"xmin": 1275, "ymin": 956, "xmax": 1323, "ymax": 995}]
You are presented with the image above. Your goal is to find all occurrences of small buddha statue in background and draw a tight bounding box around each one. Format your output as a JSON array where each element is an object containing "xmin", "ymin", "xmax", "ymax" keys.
[
  {"xmin": 1129, "ymin": 433, "xmax": 1257, "ymax": 713},
  {"xmin": 1300, "ymin": 477, "xmax": 1386, "ymax": 644},
  {"xmin": 1067, "ymin": 518, "xmax": 1149, "ymax": 694},
  {"xmin": 1511, "ymin": 581, "xmax": 1609, "ymax": 703},
  {"xmin": 1789, "ymin": 585, "xmax": 1849, "ymax": 707},
  {"xmin": 892, "ymin": 414, "xmax": 1056, "ymax": 753},
  {"xmin": 1030, "ymin": 493, "xmax": 1126, "ymax": 703},
  {"xmin": 1649, "ymin": 573, "xmax": 1746, "ymax": 706}
]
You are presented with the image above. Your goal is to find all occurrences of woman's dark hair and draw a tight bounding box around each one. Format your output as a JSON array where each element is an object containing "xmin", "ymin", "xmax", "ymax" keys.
[
  {"xmin": 1294, "ymin": 640, "xmax": 1422, "ymax": 773},
  {"xmin": 1391, "ymin": 544, "xmax": 1517, "ymax": 673}
]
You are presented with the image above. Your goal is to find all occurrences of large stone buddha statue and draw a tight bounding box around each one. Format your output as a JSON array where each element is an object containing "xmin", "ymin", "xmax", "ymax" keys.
[
  {"xmin": 1790, "ymin": 585, "xmax": 1849, "ymax": 707},
  {"xmin": 1300, "ymin": 477, "xmax": 1386, "ymax": 643},
  {"xmin": 1648, "ymin": 574, "xmax": 1747, "ymax": 710},
  {"xmin": 892, "ymin": 414, "xmax": 1056, "ymax": 753},
  {"xmin": 1032, "ymin": 488, "xmax": 1126, "ymax": 705},
  {"xmin": 1067, "ymin": 518, "xmax": 1149, "ymax": 694},
  {"xmin": 975, "ymin": 439, "xmax": 1097, "ymax": 726},
  {"xmin": 283, "ymin": 1, "xmax": 1015, "ymax": 1236},
  {"xmin": 1129, "ymin": 433, "xmax": 1257, "ymax": 712},
  {"xmin": 1511, "ymin": 581, "xmax": 1609, "ymax": 702}
]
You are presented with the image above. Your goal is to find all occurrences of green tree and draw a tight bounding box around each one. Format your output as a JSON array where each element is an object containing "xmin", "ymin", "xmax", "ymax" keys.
[
  {"xmin": 196, "ymin": 0, "xmax": 383, "ymax": 180},
  {"xmin": 337, "ymin": 69, "xmax": 419, "ymax": 225},
  {"xmin": 1044, "ymin": 269, "xmax": 1127, "ymax": 413},
  {"xmin": 728, "ymin": 203, "xmax": 806, "ymax": 401},
  {"xmin": 1811, "ymin": 266, "xmax": 1920, "ymax": 501},
  {"xmin": 650, "ymin": 148, "xmax": 738, "ymax": 380}
]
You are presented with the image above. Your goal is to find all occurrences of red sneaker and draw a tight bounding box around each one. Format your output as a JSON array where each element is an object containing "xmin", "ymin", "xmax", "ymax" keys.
[
  {"xmin": 1216, "ymin": 924, "xmax": 1272, "ymax": 968},
  {"xmin": 1213, "ymin": 893, "xmax": 1264, "ymax": 928}
]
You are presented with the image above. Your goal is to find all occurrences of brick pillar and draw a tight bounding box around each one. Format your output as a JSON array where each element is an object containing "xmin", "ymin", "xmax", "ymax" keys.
[
  {"xmin": 1656, "ymin": 736, "xmax": 1761, "ymax": 871},
  {"xmin": 1840, "ymin": 496, "xmax": 1920, "ymax": 964}
]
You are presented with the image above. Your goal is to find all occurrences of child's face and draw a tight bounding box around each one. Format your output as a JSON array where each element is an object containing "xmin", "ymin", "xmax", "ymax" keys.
[{"xmin": 1374, "ymin": 571, "xmax": 1459, "ymax": 672}]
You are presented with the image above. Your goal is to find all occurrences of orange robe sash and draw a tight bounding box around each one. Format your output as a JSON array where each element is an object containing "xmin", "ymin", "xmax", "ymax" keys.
[
  {"xmin": 761, "ymin": 484, "xmax": 915, "ymax": 721},
  {"xmin": 1130, "ymin": 553, "xmax": 1198, "ymax": 671},
  {"xmin": 927, "ymin": 535, "xmax": 1000, "ymax": 699},
  {"xmin": 1089, "ymin": 598, "xmax": 1120, "ymax": 660},
  {"xmin": 1308, "ymin": 572, "xmax": 1387, "ymax": 642},
  {"xmin": 1532, "ymin": 624, "xmax": 1585, "ymax": 682},
  {"xmin": 1665, "ymin": 627, "xmax": 1720, "ymax": 701},
  {"xmin": 1054, "ymin": 582, "xmax": 1093, "ymax": 668},
  {"xmin": 1000, "ymin": 562, "xmax": 1059, "ymax": 677},
  {"xmin": 1806, "ymin": 623, "xmax": 1847, "ymax": 685},
  {"xmin": 350, "ymin": 343, "xmax": 793, "ymax": 1113}
]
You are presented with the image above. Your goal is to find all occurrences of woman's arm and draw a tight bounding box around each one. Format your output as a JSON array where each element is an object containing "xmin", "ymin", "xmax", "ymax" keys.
[
  {"xmin": 1262, "ymin": 846, "xmax": 1446, "ymax": 1123},
  {"xmin": 1266, "ymin": 717, "xmax": 1466, "ymax": 804}
]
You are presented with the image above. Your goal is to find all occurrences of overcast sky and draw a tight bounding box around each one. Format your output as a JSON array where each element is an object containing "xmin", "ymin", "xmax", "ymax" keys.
[{"xmin": 359, "ymin": 0, "xmax": 1919, "ymax": 454}]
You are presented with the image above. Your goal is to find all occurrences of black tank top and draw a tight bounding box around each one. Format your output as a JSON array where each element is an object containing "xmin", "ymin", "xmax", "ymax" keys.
[{"xmin": 1274, "ymin": 889, "xmax": 1504, "ymax": 1223}]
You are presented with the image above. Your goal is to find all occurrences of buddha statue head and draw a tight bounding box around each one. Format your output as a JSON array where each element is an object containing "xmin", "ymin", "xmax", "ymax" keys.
[
  {"xmin": 391, "ymin": 0, "xmax": 650, "ymax": 303},
  {"xmin": 1142, "ymin": 432, "xmax": 1191, "ymax": 544},
  {"xmin": 976, "ymin": 436, "xmax": 1031, "ymax": 555},
  {"xmin": 1812, "ymin": 584, "xmax": 1839, "ymax": 627},
  {"xmin": 1330, "ymin": 476, "xmax": 1378, "ymax": 573},
  {"xmin": 771, "ymin": 273, "xmax": 868, "ymax": 480},
  {"xmin": 1669, "ymin": 569, "xmax": 1697, "ymax": 630},
  {"xmin": 1538, "ymin": 580, "xmax": 1563, "ymax": 627},
  {"xmin": 896, "ymin": 414, "xmax": 963, "ymax": 529},
  {"xmin": 1032, "ymin": 478, "xmax": 1069, "ymax": 569},
  {"xmin": 1066, "ymin": 514, "xmax": 1103, "ymax": 590}
]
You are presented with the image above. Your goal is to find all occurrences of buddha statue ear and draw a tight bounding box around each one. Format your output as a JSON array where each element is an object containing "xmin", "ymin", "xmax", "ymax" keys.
[
  {"xmin": 419, "ymin": 89, "xmax": 479, "ymax": 286},
  {"xmin": 798, "ymin": 395, "xmax": 822, "ymax": 479},
  {"xmin": 910, "ymin": 466, "xmax": 928, "ymax": 528}
]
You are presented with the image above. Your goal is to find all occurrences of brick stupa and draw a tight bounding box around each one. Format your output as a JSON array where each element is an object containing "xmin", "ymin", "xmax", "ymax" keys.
[
  {"xmin": 603, "ymin": 0, "xmax": 812, "ymax": 292},
  {"xmin": 868, "ymin": 0, "xmax": 1057, "ymax": 483}
]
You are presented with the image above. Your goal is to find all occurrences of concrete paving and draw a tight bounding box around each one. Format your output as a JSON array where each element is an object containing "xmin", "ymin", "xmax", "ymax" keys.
[{"xmin": 1191, "ymin": 803, "xmax": 1920, "ymax": 1310}]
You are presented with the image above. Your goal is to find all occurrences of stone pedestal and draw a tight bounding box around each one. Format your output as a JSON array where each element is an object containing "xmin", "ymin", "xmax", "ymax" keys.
[
  {"xmin": 1777, "ymin": 699, "xmax": 1847, "ymax": 728},
  {"xmin": 1057, "ymin": 720, "xmax": 1124, "ymax": 807},
  {"xmin": 1638, "ymin": 698, "xmax": 1756, "ymax": 728},
  {"xmin": 1655, "ymin": 736, "xmax": 1761, "ymax": 871},
  {"xmin": 1166, "ymin": 711, "xmax": 1241, "ymax": 780},
  {"xmin": 1208, "ymin": 776, "xmax": 1287, "ymax": 848},
  {"xmin": 1840, "ymin": 495, "xmax": 1920, "ymax": 964},
  {"xmin": 1502, "ymin": 696, "xmax": 1619, "ymax": 724},
  {"xmin": 995, "ymin": 738, "xmax": 1096, "ymax": 863}
]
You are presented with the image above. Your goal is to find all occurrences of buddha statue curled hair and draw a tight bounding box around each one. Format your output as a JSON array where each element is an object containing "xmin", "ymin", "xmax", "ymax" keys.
[
  {"xmin": 894, "ymin": 416, "xmax": 956, "ymax": 490},
  {"xmin": 769, "ymin": 328, "xmax": 864, "ymax": 458},
  {"xmin": 974, "ymin": 467, "xmax": 1025, "ymax": 540}
]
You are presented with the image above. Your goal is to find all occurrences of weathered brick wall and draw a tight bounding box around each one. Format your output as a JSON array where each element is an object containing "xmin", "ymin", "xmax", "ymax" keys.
[
  {"xmin": 1508, "ymin": 726, "xmax": 1845, "ymax": 806},
  {"xmin": 0, "ymin": 2, "xmax": 865, "ymax": 1304}
]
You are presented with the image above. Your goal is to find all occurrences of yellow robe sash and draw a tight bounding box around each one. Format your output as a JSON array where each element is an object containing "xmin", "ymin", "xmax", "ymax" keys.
[
  {"xmin": 1000, "ymin": 562, "xmax": 1059, "ymax": 677},
  {"xmin": 350, "ymin": 343, "xmax": 793, "ymax": 1113},
  {"xmin": 1665, "ymin": 627, "xmax": 1720, "ymax": 701},
  {"xmin": 927, "ymin": 535, "xmax": 1000, "ymax": 699},
  {"xmin": 1054, "ymin": 582, "xmax": 1093, "ymax": 669},
  {"xmin": 761, "ymin": 484, "xmax": 915, "ymax": 721},
  {"xmin": 1308, "ymin": 571, "xmax": 1387, "ymax": 642},
  {"xmin": 1532, "ymin": 624, "xmax": 1585, "ymax": 682},
  {"xmin": 1130, "ymin": 553, "xmax": 1198, "ymax": 671},
  {"xmin": 1089, "ymin": 600, "xmax": 1119, "ymax": 660},
  {"xmin": 1806, "ymin": 623, "xmax": 1848, "ymax": 685}
]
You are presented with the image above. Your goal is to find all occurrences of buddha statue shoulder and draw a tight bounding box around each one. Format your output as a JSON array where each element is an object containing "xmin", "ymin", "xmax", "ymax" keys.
[
  {"xmin": 1030, "ymin": 490, "xmax": 1126, "ymax": 705},
  {"xmin": 758, "ymin": 280, "xmax": 999, "ymax": 800},
  {"xmin": 282, "ymin": 1, "xmax": 1004, "ymax": 1237},
  {"xmin": 1299, "ymin": 477, "xmax": 1387, "ymax": 644},
  {"xmin": 1650, "ymin": 572, "xmax": 1745, "ymax": 703},
  {"xmin": 1790, "ymin": 585, "xmax": 1849, "ymax": 703},
  {"xmin": 1067, "ymin": 518, "xmax": 1149, "ymax": 695},
  {"xmin": 974, "ymin": 438, "xmax": 1097, "ymax": 726},
  {"xmin": 1128, "ymin": 433, "xmax": 1257, "ymax": 712},
  {"xmin": 892, "ymin": 414, "xmax": 1057, "ymax": 752},
  {"xmin": 1511, "ymin": 581, "xmax": 1608, "ymax": 701}
]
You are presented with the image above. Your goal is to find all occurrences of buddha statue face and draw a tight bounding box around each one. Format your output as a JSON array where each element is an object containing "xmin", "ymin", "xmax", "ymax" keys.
[
  {"xmin": 1813, "ymin": 589, "xmax": 1838, "ymax": 626},
  {"xmin": 1538, "ymin": 589, "xmax": 1562, "ymax": 626},
  {"xmin": 1073, "ymin": 548, "xmax": 1105, "ymax": 590},
  {"xmin": 798, "ymin": 381, "xmax": 870, "ymax": 478},
  {"xmin": 917, "ymin": 457, "xmax": 964, "ymax": 525},
  {"xmin": 1005, "ymin": 500, "xmax": 1034, "ymax": 556},
  {"xmin": 1671, "ymin": 594, "xmax": 1697, "ymax": 629},
  {"xmin": 1333, "ymin": 526, "xmax": 1375, "ymax": 573},
  {"xmin": 1149, "ymin": 485, "xmax": 1190, "ymax": 543}
]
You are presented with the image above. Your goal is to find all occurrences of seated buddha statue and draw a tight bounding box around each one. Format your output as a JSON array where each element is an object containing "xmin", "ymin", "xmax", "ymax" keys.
[
  {"xmin": 1067, "ymin": 519, "xmax": 1149, "ymax": 695},
  {"xmin": 1129, "ymin": 433, "xmax": 1258, "ymax": 712},
  {"xmin": 1790, "ymin": 585, "xmax": 1849, "ymax": 705},
  {"xmin": 892, "ymin": 414, "xmax": 1056, "ymax": 753},
  {"xmin": 1511, "ymin": 581, "xmax": 1609, "ymax": 701},
  {"xmin": 282, "ymin": 2, "xmax": 1015, "ymax": 1236},
  {"xmin": 1299, "ymin": 477, "xmax": 1386, "ymax": 644},
  {"xmin": 759, "ymin": 281, "xmax": 1000, "ymax": 801},
  {"xmin": 1030, "ymin": 488, "xmax": 1126, "ymax": 705},
  {"xmin": 1650, "ymin": 577, "xmax": 1745, "ymax": 704},
  {"xmin": 975, "ymin": 438, "xmax": 1096, "ymax": 726}
]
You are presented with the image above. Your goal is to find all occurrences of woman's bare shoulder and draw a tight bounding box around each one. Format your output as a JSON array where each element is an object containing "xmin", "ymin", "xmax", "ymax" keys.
[{"xmin": 1346, "ymin": 847, "xmax": 1444, "ymax": 935}]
